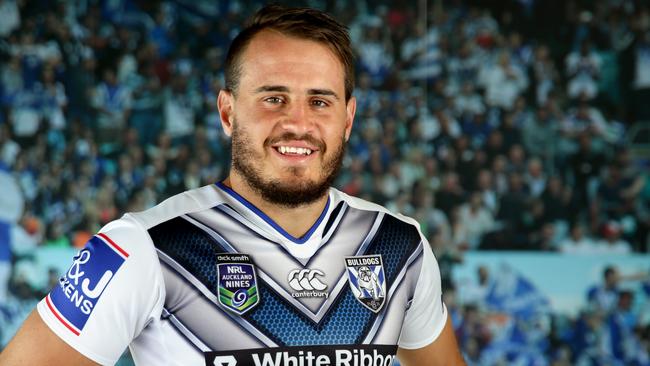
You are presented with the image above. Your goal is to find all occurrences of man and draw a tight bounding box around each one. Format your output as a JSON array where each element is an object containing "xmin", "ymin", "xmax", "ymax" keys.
[
  {"xmin": 0, "ymin": 5, "xmax": 465, "ymax": 365},
  {"xmin": 587, "ymin": 266, "xmax": 620, "ymax": 314}
]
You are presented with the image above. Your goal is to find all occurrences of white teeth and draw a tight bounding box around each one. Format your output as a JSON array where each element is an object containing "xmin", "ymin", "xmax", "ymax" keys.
[{"xmin": 277, "ymin": 146, "xmax": 313, "ymax": 155}]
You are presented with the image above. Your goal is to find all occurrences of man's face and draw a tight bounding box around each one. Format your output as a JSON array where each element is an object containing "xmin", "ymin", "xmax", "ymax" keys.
[{"xmin": 219, "ymin": 31, "xmax": 355, "ymax": 207}]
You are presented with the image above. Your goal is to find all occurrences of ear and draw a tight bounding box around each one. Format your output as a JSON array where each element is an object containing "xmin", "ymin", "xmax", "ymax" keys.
[
  {"xmin": 344, "ymin": 96, "xmax": 356, "ymax": 142},
  {"xmin": 217, "ymin": 89, "xmax": 235, "ymax": 137}
]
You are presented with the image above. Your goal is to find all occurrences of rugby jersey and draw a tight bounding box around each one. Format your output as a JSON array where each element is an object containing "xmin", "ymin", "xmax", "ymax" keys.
[{"xmin": 37, "ymin": 183, "xmax": 447, "ymax": 365}]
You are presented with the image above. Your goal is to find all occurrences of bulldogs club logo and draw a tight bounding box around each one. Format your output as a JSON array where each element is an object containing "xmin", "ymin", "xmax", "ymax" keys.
[
  {"xmin": 216, "ymin": 254, "xmax": 259, "ymax": 315},
  {"xmin": 344, "ymin": 255, "xmax": 386, "ymax": 312}
]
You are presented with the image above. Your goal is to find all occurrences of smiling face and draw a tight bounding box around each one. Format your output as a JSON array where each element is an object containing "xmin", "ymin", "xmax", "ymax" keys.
[{"xmin": 218, "ymin": 30, "xmax": 356, "ymax": 207}]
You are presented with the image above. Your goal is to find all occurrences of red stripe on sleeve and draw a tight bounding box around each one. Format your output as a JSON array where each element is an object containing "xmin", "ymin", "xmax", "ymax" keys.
[
  {"xmin": 45, "ymin": 295, "xmax": 80, "ymax": 336},
  {"xmin": 97, "ymin": 233, "xmax": 130, "ymax": 258}
]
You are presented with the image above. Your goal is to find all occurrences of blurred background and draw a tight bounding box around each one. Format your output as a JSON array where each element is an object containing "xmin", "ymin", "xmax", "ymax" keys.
[{"xmin": 0, "ymin": 0, "xmax": 649, "ymax": 365}]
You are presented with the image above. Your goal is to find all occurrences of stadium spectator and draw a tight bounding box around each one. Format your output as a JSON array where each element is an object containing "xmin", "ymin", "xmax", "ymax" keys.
[
  {"xmin": 414, "ymin": 188, "xmax": 450, "ymax": 243},
  {"xmin": 65, "ymin": 53, "xmax": 97, "ymax": 126},
  {"xmin": 490, "ymin": 155, "xmax": 509, "ymax": 196},
  {"xmin": 401, "ymin": 21, "xmax": 443, "ymax": 81},
  {"xmin": 565, "ymin": 40, "xmax": 602, "ymax": 100},
  {"xmin": 480, "ymin": 51, "xmax": 528, "ymax": 110},
  {"xmin": 497, "ymin": 111, "xmax": 523, "ymax": 154},
  {"xmin": 446, "ymin": 40, "xmax": 481, "ymax": 93},
  {"xmin": 571, "ymin": 310, "xmax": 616, "ymax": 365},
  {"xmin": 524, "ymin": 157, "xmax": 547, "ymax": 198},
  {"xmin": 559, "ymin": 223, "xmax": 601, "ymax": 254},
  {"xmin": 0, "ymin": 162, "xmax": 24, "ymax": 303},
  {"xmin": 567, "ymin": 133, "xmax": 604, "ymax": 216},
  {"xmin": 531, "ymin": 44, "xmax": 560, "ymax": 105},
  {"xmin": 450, "ymin": 205, "xmax": 470, "ymax": 250},
  {"xmin": 461, "ymin": 110, "xmax": 492, "ymax": 148},
  {"xmin": 598, "ymin": 221, "xmax": 632, "ymax": 254},
  {"xmin": 587, "ymin": 266, "xmax": 621, "ymax": 313},
  {"xmin": 628, "ymin": 30, "xmax": 650, "ymax": 121},
  {"xmin": 521, "ymin": 105, "xmax": 559, "ymax": 168},
  {"xmin": 454, "ymin": 81, "xmax": 485, "ymax": 120},
  {"xmin": 429, "ymin": 230, "xmax": 462, "ymax": 292},
  {"xmin": 42, "ymin": 219, "xmax": 70, "ymax": 248},
  {"xmin": 475, "ymin": 169, "xmax": 498, "ymax": 215},
  {"xmin": 0, "ymin": 124, "xmax": 20, "ymax": 168},
  {"xmin": 561, "ymin": 99, "xmax": 611, "ymax": 149},
  {"xmin": 435, "ymin": 171, "xmax": 465, "ymax": 220},
  {"xmin": 458, "ymin": 191, "xmax": 495, "ymax": 249},
  {"xmin": 356, "ymin": 21, "xmax": 393, "ymax": 87},
  {"xmin": 128, "ymin": 61, "xmax": 163, "ymax": 146},
  {"xmin": 35, "ymin": 67, "xmax": 67, "ymax": 131},
  {"xmin": 91, "ymin": 68, "xmax": 132, "ymax": 144},
  {"xmin": 590, "ymin": 162, "xmax": 641, "ymax": 237},
  {"xmin": 540, "ymin": 175, "xmax": 572, "ymax": 225},
  {"xmin": 163, "ymin": 72, "xmax": 201, "ymax": 146}
]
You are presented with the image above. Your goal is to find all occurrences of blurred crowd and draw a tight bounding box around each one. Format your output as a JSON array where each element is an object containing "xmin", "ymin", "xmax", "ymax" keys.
[
  {"xmin": 452, "ymin": 263, "xmax": 650, "ymax": 365},
  {"xmin": 0, "ymin": 0, "xmax": 650, "ymax": 364}
]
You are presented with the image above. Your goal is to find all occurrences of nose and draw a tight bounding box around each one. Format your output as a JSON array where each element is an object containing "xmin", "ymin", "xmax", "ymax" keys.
[{"xmin": 281, "ymin": 101, "xmax": 314, "ymax": 134}]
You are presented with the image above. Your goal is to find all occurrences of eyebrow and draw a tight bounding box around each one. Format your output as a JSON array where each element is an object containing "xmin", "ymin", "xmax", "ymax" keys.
[
  {"xmin": 254, "ymin": 85, "xmax": 340, "ymax": 100},
  {"xmin": 255, "ymin": 85, "xmax": 289, "ymax": 93},
  {"xmin": 308, "ymin": 88, "xmax": 339, "ymax": 100}
]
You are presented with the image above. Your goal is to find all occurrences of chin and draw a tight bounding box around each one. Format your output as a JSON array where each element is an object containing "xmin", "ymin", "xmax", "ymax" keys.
[{"xmin": 258, "ymin": 175, "xmax": 331, "ymax": 207}]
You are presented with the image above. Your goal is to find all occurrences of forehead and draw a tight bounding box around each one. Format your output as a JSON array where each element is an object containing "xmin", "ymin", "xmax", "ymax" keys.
[{"xmin": 237, "ymin": 30, "xmax": 345, "ymax": 92}]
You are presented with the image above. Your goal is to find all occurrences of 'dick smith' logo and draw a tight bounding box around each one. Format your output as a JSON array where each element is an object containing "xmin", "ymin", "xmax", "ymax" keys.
[
  {"xmin": 216, "ymin": 254, "xmax": 259, "ymax": 315},
  {"xmin": 46, "ymin": 233, "xmax": 128, "ymax": 335},
  {"xmin": 345, "ymin": 255, "xmax": 386, "ymax": 312}
]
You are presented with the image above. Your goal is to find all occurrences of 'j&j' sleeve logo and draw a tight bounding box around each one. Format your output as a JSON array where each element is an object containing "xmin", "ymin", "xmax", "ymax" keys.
[
  {"xmin": 67, "ymin": 250, "xmax": 114, "ymax": 298},
  {"xmin": 46, "ymin": 234, "xmax": 129, "ymax": 335}
]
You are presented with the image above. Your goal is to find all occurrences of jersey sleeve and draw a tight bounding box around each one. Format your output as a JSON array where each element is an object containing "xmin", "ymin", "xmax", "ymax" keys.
[
  {"xmin": 36, "ymin": 215, "xmax": 165, "ymax": 365},
  {"xmin": 397, "ymin": 240, "xmax": 448, "ymax": 349}
]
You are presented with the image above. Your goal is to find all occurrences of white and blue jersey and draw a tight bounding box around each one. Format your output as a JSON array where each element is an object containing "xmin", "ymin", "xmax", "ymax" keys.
[{"xmin": 37, "ymin": 183, "xmax": 447, "ymax": 365}]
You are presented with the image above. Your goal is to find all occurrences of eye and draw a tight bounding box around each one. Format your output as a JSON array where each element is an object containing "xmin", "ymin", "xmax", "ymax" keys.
[
  {"xmin": 311, "ymin": 99, "xmax": 329, "ymax": 108},
  {"xmin": 264, "ymin": 96, "xmax": 284, "ymax": 104}
]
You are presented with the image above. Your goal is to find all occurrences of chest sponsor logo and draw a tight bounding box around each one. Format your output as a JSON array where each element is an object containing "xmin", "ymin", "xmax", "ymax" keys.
[
  {"xmin": 344, "ymin": 255, "xmax": 386, "ymax": 313},
  {"xmin": 213, "ymin": 355, "xmax": 237, "ymax": 366},
  {"xmin": 47, "ymin": 234, "xmax": 128, "ymax": 335},
  {"xmin": 217, "ymin": 253, "xmax": 259, "ymax": 315},
  {"xmin": 287, "ymin": 269, "xmax": 328, "ymax": 298},
  {"xmin": 205, "ymin": 345, "xmax": 398, "ymax": 366}
]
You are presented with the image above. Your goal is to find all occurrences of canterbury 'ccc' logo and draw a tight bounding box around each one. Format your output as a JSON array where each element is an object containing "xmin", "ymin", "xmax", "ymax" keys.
[{"xmin": 287, "ymin": 269, "xmax": 327, "ymax": 291}]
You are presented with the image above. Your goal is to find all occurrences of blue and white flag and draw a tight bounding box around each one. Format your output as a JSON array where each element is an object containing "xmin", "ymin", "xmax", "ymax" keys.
[{"xmin": 484, "ymin": 264, "xmax": 550, "ymax": 321}]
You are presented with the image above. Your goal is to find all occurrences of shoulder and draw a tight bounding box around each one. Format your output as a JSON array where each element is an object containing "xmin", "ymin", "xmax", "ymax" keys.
[
  {"xmin": 128, "ymin": 184, "xmax": 224, "ymax": 230},
  {"xmin": 334, "ymin": 191, "xmax": 428, "ymax": 251},
  {"xmin": 332, "ymin": 188, "xmax": 424, "ymax": 235},
  {"xmin": 94, "ymin": 185, "xmax": 224, "ymax": 258}
]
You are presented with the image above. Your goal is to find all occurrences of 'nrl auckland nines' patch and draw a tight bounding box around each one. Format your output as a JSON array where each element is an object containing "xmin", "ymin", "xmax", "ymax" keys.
[
  {"xmin": 216, "ymin": 253, "xmax": 259, "ymax": 315},
  {"xmin": 344, "ymin": 255, "xmax": 386, "ymax": 313}
]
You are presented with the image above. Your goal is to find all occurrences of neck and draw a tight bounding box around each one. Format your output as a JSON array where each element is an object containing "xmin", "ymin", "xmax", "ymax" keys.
[{"xmin": 222, "ymin": 175, "xmax": 329, "ymax": 239}]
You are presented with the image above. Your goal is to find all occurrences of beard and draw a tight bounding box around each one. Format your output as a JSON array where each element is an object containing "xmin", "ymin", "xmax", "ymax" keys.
[{"xmin": 230, "ymin": 120, "xmax": 345, "ymax": 208}]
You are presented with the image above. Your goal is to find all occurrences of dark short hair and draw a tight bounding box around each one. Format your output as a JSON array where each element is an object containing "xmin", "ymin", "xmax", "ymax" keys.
[{"xmin": 224, "ymin": 4, "xmax": 355, "ymax": 101}]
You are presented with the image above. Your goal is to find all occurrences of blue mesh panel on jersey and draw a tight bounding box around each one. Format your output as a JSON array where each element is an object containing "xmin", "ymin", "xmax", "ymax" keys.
[
  {"xmin": 245, "ymin": 284, "xmax": 373, "ymax": 346},
  {"xmin": 366, "ymin": 214, "xmax": 421, "ymax": 282},
  {"xmin": 358, "ymin": 214, "xmax": 421, "ymax": 339},
  {"xmin": 149, "ymin": 217, "xmax": 227, "ymax": 288},
  {"xmin": 149, "ymin": 212, "xmax": 421, "ymax": 348},
  {"xmin": 243, "ymin": 213, "xmax": 422, "ymax": 346}
]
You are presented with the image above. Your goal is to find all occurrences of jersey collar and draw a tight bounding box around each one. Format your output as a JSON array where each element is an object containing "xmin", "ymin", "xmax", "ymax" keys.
[{"xmin": 215, "ymin": 181, "xmax": 330, "ymax": 244}]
